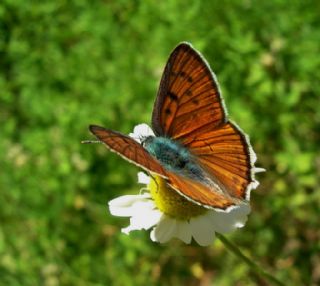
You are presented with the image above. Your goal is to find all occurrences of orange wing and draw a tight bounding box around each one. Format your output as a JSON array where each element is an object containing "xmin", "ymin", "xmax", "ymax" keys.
[
  {"xmin": 152, "ymin": 42, "xmax": 227, "ymax": 140},
  {"xmin": 89, "ymin": 43, "xmax": 257, "ymax": 210},
  {"xmin": 167, "ymin": 171, "xmax": 237, "ymax": 210},
  {"xmin": 89, "ymin": 125, "xmax": 167, "ymax": 178},
  {"xmin": 186, "ymin": 122, "xmax": 255, "ymax": 200},
  {"xmin": 152, "ymin": 43, "xmax": 255, "ymax": 204}
]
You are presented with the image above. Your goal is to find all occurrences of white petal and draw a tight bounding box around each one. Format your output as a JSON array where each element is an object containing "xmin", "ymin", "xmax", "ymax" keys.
[
  {"xmin": 151, "ymin": 216, "xmax": 177, "ymax": 243},
  {"xmin": 128, "ymin": 132, "xmax": 141, "ymax": 143},
  {"xmin": 137, "ymin": 172, "xmax": 150, "ymax": 185},
  {"xmin": 133, "ymin": 123, "xmax": 155, "ymax": 138},
  {"xmin": 108, "ymin": 194, "xmax": 151, "ymax": 217},
  {"xmin": 122, "ymin": 208, "xmax": 162, "ymax": 234},
  {"xmin": 129, "ymin": 124, "xmax": 155, "ymax": 142},
  {"xmin": 249, "ymin": 179, "xmax": 260, "ymax": 190},
  {"xmin": 109, "ymin": 194, "xmax": 150, "ymax": 207},
  {"xmin": 122, "ymin": 225, "xmax": 135, "ymax": 234},
  {"xmin": 254, "ymin": 167, "xmax": 266, "ymax": 173},
  {"xmin": 173, "ymin": 221, "xmax": 192, "ymax": 244},
  {"xmin": 190, "ymin": 214, "xmax": 216, "ymax": 246},
  {"xmin": 209, "ymin": 204, "xmax": 251, "ymax": 233}
]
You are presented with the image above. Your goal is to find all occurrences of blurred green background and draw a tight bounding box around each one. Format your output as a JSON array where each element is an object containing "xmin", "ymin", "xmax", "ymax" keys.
[{"xmin": 1, "ymin": 1, "xmax": 319, "ymax": 285}]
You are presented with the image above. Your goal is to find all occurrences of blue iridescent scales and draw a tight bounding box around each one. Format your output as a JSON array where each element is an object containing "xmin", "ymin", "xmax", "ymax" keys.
[
  {"xmin": 142, "ymin": 136, "xmax": 206, "ymax": 182},
  {"xmin": 88, "ymin": 42, "xmax": 257, "ymax": 211}
]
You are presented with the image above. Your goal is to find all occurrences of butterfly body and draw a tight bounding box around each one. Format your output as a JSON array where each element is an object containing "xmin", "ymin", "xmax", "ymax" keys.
[
  {"xmin": 88, "ymin": 42, "xmax": 258, "ymax": 211},
  {"xmin": 142, "ymin": 136, "xmax": 206, "ymax": 182}
]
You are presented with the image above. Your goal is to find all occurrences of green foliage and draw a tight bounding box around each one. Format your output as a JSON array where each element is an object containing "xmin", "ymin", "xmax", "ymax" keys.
[{"xmin": 1, "ymin": 0, "xmax": 319, "ymax": 285}]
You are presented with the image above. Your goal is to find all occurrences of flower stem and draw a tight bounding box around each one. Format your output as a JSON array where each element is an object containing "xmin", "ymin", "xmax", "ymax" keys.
[{"xmin": 216, "ymin": 233, "xmax": 285, "ymax": 286}]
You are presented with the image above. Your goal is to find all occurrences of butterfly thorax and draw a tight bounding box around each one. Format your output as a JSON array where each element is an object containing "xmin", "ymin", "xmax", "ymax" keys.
[{"xmin": 142, "ymin": 136, "xmax": 206, "ymax": 181}]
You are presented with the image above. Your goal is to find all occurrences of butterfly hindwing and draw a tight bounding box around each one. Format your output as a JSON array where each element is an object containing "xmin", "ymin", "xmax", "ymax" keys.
[
  {"xmin": 166, "ymin": 171, "xmax": 237, "ymax": 210},
  {"xmin": 185, "ymin": 122, "xmax": 255, "ymax": 200},
  {"xmin": 89, "ymin": 125, "xmax": 167, "ymax": 178}
]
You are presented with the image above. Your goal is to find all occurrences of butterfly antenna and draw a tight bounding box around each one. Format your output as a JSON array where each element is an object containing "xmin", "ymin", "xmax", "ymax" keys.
[{"xmin": 81, "ymin": 140, "xmax": 102, "ymax": 144}]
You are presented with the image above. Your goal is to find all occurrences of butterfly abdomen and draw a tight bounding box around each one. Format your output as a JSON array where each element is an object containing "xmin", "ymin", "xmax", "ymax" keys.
[{"xmin": 143, "ymin": 136, "xmax": 206, "ymax": 181}]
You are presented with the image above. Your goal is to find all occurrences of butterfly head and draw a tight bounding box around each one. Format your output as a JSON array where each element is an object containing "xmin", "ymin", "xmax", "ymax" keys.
[{"xmin": 140, "ymin": 135, "xmax": 155, "ymax": 147}]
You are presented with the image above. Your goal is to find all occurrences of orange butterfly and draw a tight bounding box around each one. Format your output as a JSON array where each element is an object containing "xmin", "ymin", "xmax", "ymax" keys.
[{"xmin": 88, "ymin": 42, "xmax": 258, "ymax": 211}]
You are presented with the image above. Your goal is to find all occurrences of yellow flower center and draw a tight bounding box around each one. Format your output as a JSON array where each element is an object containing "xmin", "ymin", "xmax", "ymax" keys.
[{"xmin": 148, "ymin": 175, "xmax": 207, "ymax": 220}]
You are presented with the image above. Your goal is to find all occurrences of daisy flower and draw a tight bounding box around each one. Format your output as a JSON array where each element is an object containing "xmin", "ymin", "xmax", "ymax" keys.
[{"xmin": 108, "ymin": 124, "xmax": 263, "ymax": 246}]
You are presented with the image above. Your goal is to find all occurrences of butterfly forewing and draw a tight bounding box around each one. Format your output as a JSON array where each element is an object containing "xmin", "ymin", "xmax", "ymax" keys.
[
  {"xmin": 89, "ymin": 125, "xmax": 167, "ymax": 178},
  {"xmin": 152, "ymin": 43, "xmax": 226, "ymax": 141}
]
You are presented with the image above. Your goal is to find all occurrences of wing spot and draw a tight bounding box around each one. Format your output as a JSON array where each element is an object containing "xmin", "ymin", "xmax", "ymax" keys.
[
  {"xmin": 179, "ymin": 71, "xmax": 193, "ymax": 83},
  {"xmin": 165, "ymin": 108, "xmax": 171, "ymax": 115},
  {"xmin": 185, "ymin": 90, "xmax": 192, "ymax": 96},
  {"xmin": 192, "ymin": 99, "xmax": 199, "ymax": 105},
  {"xmin": 168, "ymin": 91, "xmax": 178, "ymax": 101}
]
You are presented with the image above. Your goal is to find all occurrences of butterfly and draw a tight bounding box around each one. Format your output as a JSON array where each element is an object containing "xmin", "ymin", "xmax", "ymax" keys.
[{"xmin": 87, "ymin": 42, "xmax": 258, "ymax": 211}]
